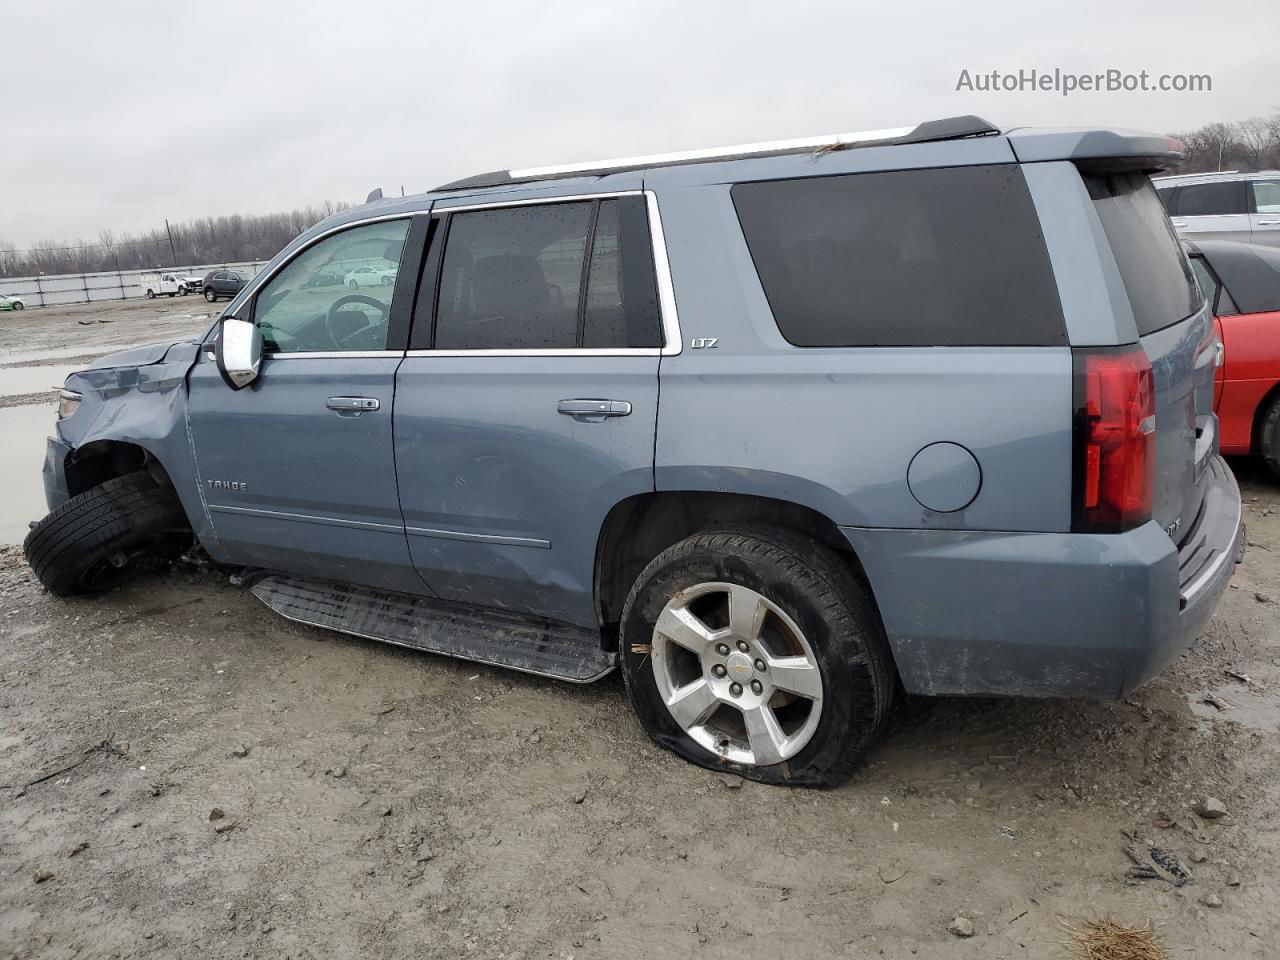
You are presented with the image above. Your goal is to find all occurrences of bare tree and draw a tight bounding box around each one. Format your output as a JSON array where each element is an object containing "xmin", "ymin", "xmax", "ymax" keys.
[
  {"xmin": 1236, "ymin": 116, "xmax": 1277, "ymax": 170},
  {"xmin": 0, "ymin": 202, "xmax": 351, "ymax": 279}
]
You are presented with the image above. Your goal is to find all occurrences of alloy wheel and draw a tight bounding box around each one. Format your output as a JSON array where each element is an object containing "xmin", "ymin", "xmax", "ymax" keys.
[{"xmin": 651, "ymin": 581, "xmax": 824, "ymax": 766}]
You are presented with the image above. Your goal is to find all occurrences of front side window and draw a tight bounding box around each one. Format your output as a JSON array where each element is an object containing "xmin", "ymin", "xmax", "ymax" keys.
[
  {"xmin": 252, "ymin": 220, "xmax": 410, "ymax": 353},
  {"xmin": 430, "ymin": 197, "xmax": 662, "ymax": 350},
  {"xmin": 1177, "ymin": 181, "xmax": 1245, "ymax": 217},
  {"xmin": 1252, "ymin": 181, "xmax": 1280, "ymax": 214}
]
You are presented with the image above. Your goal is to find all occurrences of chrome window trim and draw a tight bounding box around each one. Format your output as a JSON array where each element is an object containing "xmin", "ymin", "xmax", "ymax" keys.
[
  {"xmin": 411, "ymin": 189, "xmax": 682, "ymax": 357},
  {"xmin": 262, "ymin": 350, "xmax": 404, "ymax": 360},
  {"xmin": 405, "ymin": 347, "xmax": 662, "ymax": 358}
]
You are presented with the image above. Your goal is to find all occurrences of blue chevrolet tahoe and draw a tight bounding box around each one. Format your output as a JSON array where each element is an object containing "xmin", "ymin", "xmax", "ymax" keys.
[{"xmin": 26, "ymin": 117, "xmax": 1243, "ymax": 785}]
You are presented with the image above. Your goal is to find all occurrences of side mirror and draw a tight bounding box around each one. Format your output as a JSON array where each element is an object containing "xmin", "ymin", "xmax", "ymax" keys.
[{"xmin": 215, "ymin": 318, "xmax": 263, "ymax": 390}]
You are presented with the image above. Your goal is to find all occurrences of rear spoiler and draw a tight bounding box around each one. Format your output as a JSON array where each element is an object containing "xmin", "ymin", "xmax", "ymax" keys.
[{"xmin": 1005, "ymin": 127, "xmax": 1184, "ymax": 174}]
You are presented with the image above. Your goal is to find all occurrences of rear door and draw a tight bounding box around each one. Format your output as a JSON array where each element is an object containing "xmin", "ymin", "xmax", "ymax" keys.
[
  {"xmin": 393, "ymin": 190, "xmax": 667, "ymax": 627},
  {"xmin": 1247, "ymin": 178, "xmax": 1280, "ymax": 249},
  {"xmin": 1085, "ymin": 172, "xmax": 1216, "ymax": 539},
  {"xmin": 1168, "ymin": 180, "xmax": 1251, "ymax": 244}
]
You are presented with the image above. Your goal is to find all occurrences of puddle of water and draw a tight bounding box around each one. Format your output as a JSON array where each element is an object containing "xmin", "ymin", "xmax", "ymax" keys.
[
  {"xmin": 0, "ymin": 344, "xmax": 119, "ymax": 365},
  {"xmin": 0, "ymin": 364, "xmax": 81, "ymax": 397},
  {"xmin": 0, "ymin": 404, "xmax": 57, "ymax": 544},
  {"xmin": 1190, "ymin": 683, "xmax": 1280, "ymax": 731}
]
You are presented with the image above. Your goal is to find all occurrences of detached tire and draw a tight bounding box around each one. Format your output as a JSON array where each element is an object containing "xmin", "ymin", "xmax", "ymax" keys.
[
  {"xmin": 23, "ymin": 472, "xmax": 189, "ymax": 597},
  {"xmin": 619, "ymin": 526, "xmax": 894, "ymax": 787}
]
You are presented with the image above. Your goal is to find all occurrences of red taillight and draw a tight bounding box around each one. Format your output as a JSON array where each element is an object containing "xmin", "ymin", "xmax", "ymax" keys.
[{"xmin": 1072, "ymin": 347, "xmax": 1155, "ymax": 532}]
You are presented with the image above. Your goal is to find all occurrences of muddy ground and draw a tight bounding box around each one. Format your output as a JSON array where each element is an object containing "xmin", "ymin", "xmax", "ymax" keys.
[{"xmin": 1, "ymin": 301, "xmax": 1279, "ymax": 959}]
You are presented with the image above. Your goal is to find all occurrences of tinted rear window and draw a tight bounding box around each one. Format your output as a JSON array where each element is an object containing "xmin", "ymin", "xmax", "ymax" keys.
[
  {"xmin": 731, "ymin": 164, "xmax": 1065, "ymax": 347},
  {"xmin": 1084, "ymin": 173, "xmax": 1200, "ymax": 336}
]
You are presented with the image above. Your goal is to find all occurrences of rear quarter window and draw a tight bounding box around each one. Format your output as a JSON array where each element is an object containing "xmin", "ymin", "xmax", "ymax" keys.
[
  {"xmin": 731, "ymin": 164, "xmax": 1066, "ymax": 347},
  {"xmin": 1084, "ymin": 172, "xmax": 1200, "ymax": 336}
]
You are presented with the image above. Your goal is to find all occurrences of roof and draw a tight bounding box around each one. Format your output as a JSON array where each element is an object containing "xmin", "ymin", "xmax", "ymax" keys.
[
  {"xmin": 1187, "ymin": 239, "xmax": 1280, "ymax": 314},
  {"xmin": 433, "ymin": 116, "xmax": 1000, "ymax": 192}
]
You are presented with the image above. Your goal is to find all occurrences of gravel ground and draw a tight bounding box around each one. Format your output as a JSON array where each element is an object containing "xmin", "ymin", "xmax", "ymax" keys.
[{"xmin": 1, "ymin": 302, "xmax": 1278, "ymax": 959}]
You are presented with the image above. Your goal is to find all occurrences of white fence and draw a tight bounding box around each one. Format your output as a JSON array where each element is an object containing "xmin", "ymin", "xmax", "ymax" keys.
[{"xmin": 0, "ymin": 262, "xmax": 268, "ymax": 308}]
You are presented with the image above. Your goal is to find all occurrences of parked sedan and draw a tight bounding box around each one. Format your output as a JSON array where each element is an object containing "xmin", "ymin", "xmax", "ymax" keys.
[
  {"xmin": 202, "ymin": 271, "xmax": 246, "ymax": 302},
  {"xmin": 0, "ymin": 294, "xmax": 25, "ymax": 311},
  {"xmin": 1186, "ymin": 239, "xmax": 1280, "ymax": 476},
  {"xmin": 343, "ymin": 265, "xmax": 396, "ymax": 288}
]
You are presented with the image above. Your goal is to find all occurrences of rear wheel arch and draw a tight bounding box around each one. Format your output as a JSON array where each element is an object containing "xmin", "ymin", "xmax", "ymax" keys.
[
  {"xmin": 1250, "ymin": 380, "xmax": 1280, "ymax": 451},
  {"xmin": 593, "ymin": 491, "xmax": 875, "ymax": 646}
]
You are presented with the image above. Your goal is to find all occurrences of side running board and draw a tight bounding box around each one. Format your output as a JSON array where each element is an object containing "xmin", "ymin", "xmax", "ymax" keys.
[{"xmin": 251, "ymin": 575, "xmax": 616, "ymax": 683}]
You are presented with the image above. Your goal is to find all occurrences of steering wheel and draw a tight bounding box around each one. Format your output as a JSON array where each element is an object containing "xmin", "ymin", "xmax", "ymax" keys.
[{"xmin": 325, "ymin": 293, "xmax": 389, "ymax": 349}]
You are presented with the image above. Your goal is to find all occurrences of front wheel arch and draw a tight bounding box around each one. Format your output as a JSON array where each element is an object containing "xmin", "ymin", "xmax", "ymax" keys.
[{"xmin": 64, "ymin": 439, "xmax": 179, "ymax": 504}]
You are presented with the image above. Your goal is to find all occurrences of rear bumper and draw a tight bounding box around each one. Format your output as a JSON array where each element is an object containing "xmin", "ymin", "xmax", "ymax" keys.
[{"xmin": 841, "ymin": 455, "xmax": 1243, "ymax": 699}]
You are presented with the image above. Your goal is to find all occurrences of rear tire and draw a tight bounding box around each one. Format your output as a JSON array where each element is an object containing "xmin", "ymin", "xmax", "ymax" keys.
[
  {"xmin": 23, "ymin": 472, "xmax": 190, "ymax": 597},
  {"xmin": 1260, "ymin": 395, "xmax": 1280, "ymax": 481},
  {"xmin": 146, "ymin": 289, "xmax": 155, "ymax": 299},
  {"xmin": 349, "ymin": 279, "xmax": 359, "ymax": 289},
  {"xmin": 619, "ymin": 525, "xmax": 895, "ymax": 787}
]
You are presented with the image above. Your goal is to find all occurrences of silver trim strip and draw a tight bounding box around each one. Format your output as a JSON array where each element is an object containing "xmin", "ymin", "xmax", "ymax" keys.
[
  {"xmin": 646, "ymin": 190, "xmax": 683, "ymax": 356},
  {"xmin": 433, "ymin": 190, "xmax": 642, "ymax": 213},
  {"xmin": 405, "ymin": 348, "xmax": 659, "ymax": 358},
  {"xmin": 263, "ymin": 350, "xmax": 403, "ymax": 360},
  {"xmin": 405, "ymin": 525, "xmax": 550, "ymax": 549},
  {"xmin": 209, "ymin": 503, "xmax": 404, "ymax": 534},
  {"xmin": 508, "ymin": 128, "xmax": 916, "ymax": 179}
]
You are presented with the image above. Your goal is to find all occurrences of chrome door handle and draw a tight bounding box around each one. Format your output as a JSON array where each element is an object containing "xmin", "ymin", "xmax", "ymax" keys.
[
  {"xmin": 557, "ymin": 399, "xmax": 631, "ymax": 421},
  {"xmin": 327, "ymin": 396, "xmax": 380, "ymax": 414},
  {"xmin": 1258, "ymin": 219, "xmax": 1280, "ymax": 225}
]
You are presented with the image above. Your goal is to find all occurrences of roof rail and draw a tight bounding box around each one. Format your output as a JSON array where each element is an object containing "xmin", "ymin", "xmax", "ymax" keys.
[{"xmin": 434, "ymin": 115, "xmax": 1000, "ymax": 192}]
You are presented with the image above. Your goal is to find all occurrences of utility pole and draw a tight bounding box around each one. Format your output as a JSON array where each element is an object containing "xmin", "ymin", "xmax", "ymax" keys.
[{"xmin": 164, "ymin": 219, "xmax": 178, "ymax": 265}]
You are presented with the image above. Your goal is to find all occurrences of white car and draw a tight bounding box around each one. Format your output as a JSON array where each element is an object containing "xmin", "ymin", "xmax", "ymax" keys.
[
  {"xmin": 343, "ymin": 265, "xmax": 397, "ymax": 289},
  {"xmin": 0, "ymin": 293, "xmax": 25, "ymax": 312}
]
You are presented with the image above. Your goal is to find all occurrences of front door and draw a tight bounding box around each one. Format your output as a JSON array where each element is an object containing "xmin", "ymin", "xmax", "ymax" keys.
[
  {"xmin": 394, "ymin": 192, "xmax": 667, "ymax": 626},
  {"xmin": 188, "ymin": 216, "xmax": 427, "ymax": 593}
]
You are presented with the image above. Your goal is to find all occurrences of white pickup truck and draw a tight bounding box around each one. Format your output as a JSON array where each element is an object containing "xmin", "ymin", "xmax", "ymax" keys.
[{"xmin": 141, "ymin": 271, "xmax": 203, "ymax": 299}]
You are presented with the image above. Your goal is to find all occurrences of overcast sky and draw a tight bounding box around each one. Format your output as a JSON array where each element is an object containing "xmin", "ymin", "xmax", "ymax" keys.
[{"xmin": 3, "ymin": 0, "xmax": 1277, "ymax": 248}]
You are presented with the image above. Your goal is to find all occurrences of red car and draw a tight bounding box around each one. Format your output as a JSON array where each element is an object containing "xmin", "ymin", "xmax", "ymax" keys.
[{"xmin": 1186, "ymin": 239, "xmax": 1280, "ymax": 477}]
